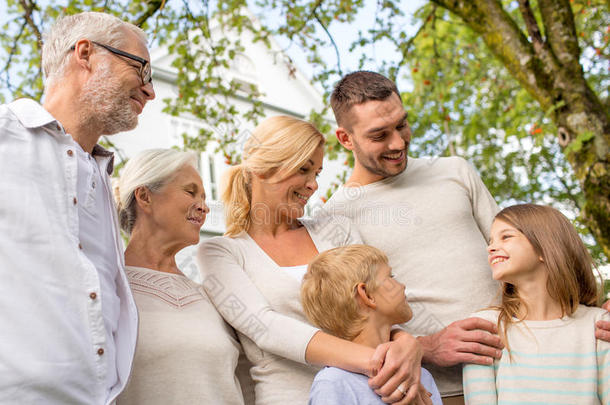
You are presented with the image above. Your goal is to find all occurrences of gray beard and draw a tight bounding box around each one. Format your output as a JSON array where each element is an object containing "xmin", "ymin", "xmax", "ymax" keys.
[{"xmin": 78, "ymin": 63, "xmax": 138, "ymax": 136}]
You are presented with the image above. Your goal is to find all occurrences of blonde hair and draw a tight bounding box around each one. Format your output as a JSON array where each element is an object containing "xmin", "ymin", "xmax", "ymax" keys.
[
  {"xmin": 222, "ymin": 115, "xmax": 325, "ymax": 236},
  {"xmin": 42, "ymin": 12, "xmax": 147, "ymax": 90},
  {"xmin": 301, "ymin": 244, "xmax": 388, "ymax": 341},
  {"xmin": 114, "ymin": 149, "xmax": 198, "ymax": 234},
  {"xmin": 493, "ymin": 204, "xmax": 598, "ymax": 350}
]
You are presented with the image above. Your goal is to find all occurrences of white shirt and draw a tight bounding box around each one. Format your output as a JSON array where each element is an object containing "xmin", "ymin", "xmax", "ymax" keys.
[
  {"xmin": 0, "ymin": 99, "xmax": 138, "ymax": 405},
  {"xmin": 74, "ymin": 142, "xmax": 121, "ymax": 395},
  {"xmin": 280, "ymin": 264, "xmax": 308, "ymax": 282}
]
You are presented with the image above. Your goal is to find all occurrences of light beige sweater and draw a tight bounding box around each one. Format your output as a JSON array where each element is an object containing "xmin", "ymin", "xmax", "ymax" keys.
[
  {"xmin": 324, "ymin": 156, "xmax": 500, "ymax": 396},
  {"xmin": 464, "ymin": 306, "xmax": 610, "ymax": 404},
  {"xmin": 117, "ymin": 266, "xmax": 246, "ymax": 405},
  {"xmin": 196, "ymin": 216, "xmax": 362, "ymax": 405}
]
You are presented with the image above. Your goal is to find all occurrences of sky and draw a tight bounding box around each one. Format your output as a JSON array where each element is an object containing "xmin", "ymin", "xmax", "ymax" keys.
[{"xmin": 252, "ymin": 0, "xmax": 427, "ymax": 93}]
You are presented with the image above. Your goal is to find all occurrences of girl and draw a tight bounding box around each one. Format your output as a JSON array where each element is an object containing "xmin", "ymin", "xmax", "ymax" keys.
[{"xmin": 463, "ymin": 204, "xmax": 609, "ymax": 405}]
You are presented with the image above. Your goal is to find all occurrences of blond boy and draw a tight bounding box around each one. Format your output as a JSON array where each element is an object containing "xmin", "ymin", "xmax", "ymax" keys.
[{"xmin": 301, "ymin": 245, "xmax": 441, "ymax": 405}]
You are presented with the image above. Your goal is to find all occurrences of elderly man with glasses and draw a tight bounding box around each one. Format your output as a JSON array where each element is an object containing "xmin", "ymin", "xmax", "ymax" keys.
[{"xmin": 0, "ymin": 12, "xmax": 155, "ymax": 404}]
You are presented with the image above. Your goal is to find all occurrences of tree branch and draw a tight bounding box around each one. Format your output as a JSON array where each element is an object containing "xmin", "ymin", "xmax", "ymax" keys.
[
  {"xmin": 134, "ymin": 0, "xmax": 166, "ymax": 28},
  {"xmin": 517, "ymin": 0, "xmax": 543, "ymax": 53},
  {"xmin": 313, "ymin": 10, "xmax": 342, "ymax": 75},
  {"xmin": 537, "ymin": 0, "xmax": 581, "ymax": 73},
  {"xmin": 540, "ymin": 149, "xmax": 581, "ymax": 210},
  {"xmin": 1, "ymin": 21, "xmax": 27, "ymax": 91},
  {"xmin": 18, "ymin": 0, "xmax": 41, "ymax": 44},
  {"xmin": 394, "ymin": 6, "xmax": 437, "ymax": 72},
  {"xmin": 431, "ymin": 0, "xmax": 554, "ymax": 110}
]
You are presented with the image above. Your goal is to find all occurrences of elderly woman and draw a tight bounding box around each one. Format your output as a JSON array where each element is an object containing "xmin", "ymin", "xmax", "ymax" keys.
[
  {"xmin": 197, "ymin": 116, "xmax": 427, "ymax": 405},
  {"xmin": 114, "ymin": 149, "xmax": 248, "ymax": 404}
]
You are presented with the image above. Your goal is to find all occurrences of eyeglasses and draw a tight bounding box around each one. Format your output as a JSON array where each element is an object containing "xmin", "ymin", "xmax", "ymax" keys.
[{"xmin": 70, "ymin": 41, "xmax": 152, "ymax": 85}]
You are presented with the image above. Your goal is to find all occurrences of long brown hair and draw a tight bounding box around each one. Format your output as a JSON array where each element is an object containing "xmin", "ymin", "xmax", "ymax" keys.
[{"xmin": 493, "ymin": 204, "xmax": 598, "ymax": 350}]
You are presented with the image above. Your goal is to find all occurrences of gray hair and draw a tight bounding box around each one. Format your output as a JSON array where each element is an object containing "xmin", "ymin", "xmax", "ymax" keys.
[
  {"xmin": 42, "ymin": 11, "xmax": 147, "ymax": 90},
  {"xmin": 114, "ymin": 149, "xmax": 199, "ymax": 235}
]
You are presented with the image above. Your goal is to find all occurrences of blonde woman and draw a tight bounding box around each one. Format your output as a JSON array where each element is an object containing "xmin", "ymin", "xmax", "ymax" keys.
[
  {"xmin": 114, "ymin": 149, "xmax": 248, "ymax": 404},
  {"xmin": 197, "ymin": 116, "xmax": 425, "ymax": 405}
]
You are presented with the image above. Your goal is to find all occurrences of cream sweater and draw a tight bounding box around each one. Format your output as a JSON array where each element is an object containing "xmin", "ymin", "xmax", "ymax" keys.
[
  {"xmin": 324, "ymin": 156, "xmax": 500, "ymax": 396},
  {"xmin": 117, "ymin": 266, "xmax": 246, "ymax": 405},
  {"xmin": 196, "ymin": 216, "xmax": 362, "ymax": 405},
  {"xmin": 464, "ymin": 306, "xmax": 610, "ymax": 404}
]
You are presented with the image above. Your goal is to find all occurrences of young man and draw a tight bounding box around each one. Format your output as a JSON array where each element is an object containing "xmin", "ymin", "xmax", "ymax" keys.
[
  {"xmin": 324, "ymin": 70, "xmax": 610, "ymax": 404},
  {"xmin": 323, "ymin": 71, "xmax": 502, "ymax": 404},
  {"xmin": 302, "ymin": 245, "xmax": 442, "ymax": 405},
  {"xmin": 0, "ymin": 12, "xmax": 155, "ymax": 404}
]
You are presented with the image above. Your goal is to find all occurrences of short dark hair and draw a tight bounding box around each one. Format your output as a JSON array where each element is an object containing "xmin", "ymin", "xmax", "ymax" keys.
[{"xmin": 330, "ymin": 71, "xmax": 401, "ymax": 127}]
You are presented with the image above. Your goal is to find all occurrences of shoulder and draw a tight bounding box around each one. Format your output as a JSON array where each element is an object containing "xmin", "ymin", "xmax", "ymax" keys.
[
  {"xmin": 324, "ymin": 185, "xmax": 351, "ymax": 209},
  {"xmin": 199, "ymin": 235, "xmax": 236, "ymax": 254},
  {"xmin": 574, "ymin": 305, "xmax": 609, "ymax": 322},
  {"xmin": 469, "ymin": 308, "xmax": 500, "ymax": 324},
  {"xmin": 305, "ymin": 213, "xmax": 353, "ymax": 231},
  {"xmin": 310, "ymin": 367, "xmax": 372, "ymax": 402},
  {"xmin": 197, "ymin": 235, "xmax": 249, "ymax": 267},
  {"xmin": 305, "ymin": 214, "xmax": 362, "ymax": 247},
  {"xmin": 0, "ymin": 101, "xmax": 25, "ymax": 131}
]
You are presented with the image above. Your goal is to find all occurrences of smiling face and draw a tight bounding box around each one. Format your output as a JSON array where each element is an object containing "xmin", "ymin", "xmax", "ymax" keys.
[
  {"xmin": 149, "ymin": 164, "xmax": 209, "ymax": 248},
  {"xmin": 79, "ymin": 30, "xmax": 155, "ymax": 135},
  {"xmin": 372, "ymin": 263, "xmax": 412, "ymax": 325},
  {"xmin": 488, "ymin": 219, "xmax": 547, "ymax": 285},
  {"xmin": 254, "ymin": 144, "xmax": 324, "ymax": 223},
  {"xmin": 338, "ymin": 93, "xmax": 411, "ymax": 184}
]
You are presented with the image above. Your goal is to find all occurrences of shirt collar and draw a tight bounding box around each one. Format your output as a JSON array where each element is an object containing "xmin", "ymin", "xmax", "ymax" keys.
[
  {"xmin": 7, "ymin": 98, "xmax": 59, "ymax": 129},
  {"xmin": 92, "ymin": 144, "xmax": 115, "ymax": 175},
  {"xmin": 9, "ymin": 98, "xmax": 115, "ymax": 175}
]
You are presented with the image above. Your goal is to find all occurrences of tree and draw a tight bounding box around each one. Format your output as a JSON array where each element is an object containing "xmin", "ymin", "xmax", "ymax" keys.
[{"xmin": 0, "ymin": 0, "xmax": 608, "ymax": 262}]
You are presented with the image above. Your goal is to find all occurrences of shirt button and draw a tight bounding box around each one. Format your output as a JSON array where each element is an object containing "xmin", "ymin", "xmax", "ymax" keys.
[
  {"xmin": 89, "ymin": 292, "xmax": 97, "ymax": 300},
  {"xmin": 67, "ymin": 150, "xmax": 74, "ymax": 157},
  {"xmin": 92, "ymin": 181, "xmax": 96, "ymax": 189},
  {"xmin": 73, "ymin": 197, "xmax": 77, "ymax": 205},
  {"xmin": 97, "ymin": 348, "xmax": 104, "ymax": 356},
  {"xmin": 78, "ymin": 243, "xmax": 83, "ymax": 250}
]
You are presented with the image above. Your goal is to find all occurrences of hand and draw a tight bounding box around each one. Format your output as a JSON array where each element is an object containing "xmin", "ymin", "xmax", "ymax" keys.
[
  {"xmin": 368, "ymin": 331, "xmax": 422, "ymax": 404},
  {"xmin": 389, "ymin": 384, "xmax": 433, "ymax": 405},
  {"xmin": 418, "ymin": 317, "xmax": 504, "ymax": 367},
  {"xmin": 595, "ymin": 300, "xmax": 610, "ymax": 342}
]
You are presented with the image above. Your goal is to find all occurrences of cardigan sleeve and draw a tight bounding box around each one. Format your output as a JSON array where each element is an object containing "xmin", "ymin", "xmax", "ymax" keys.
[{"xmin": 196, "ymin": 236, "xmax": 319, "ymax": 364}]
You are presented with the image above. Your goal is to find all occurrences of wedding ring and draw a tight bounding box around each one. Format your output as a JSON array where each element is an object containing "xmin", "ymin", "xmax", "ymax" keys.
[{"xmin": 396, "ymin": 383, "xmax": 407, "ymax": 396}]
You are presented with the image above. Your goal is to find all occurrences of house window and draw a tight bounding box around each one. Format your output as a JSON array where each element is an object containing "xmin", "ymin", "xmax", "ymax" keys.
[{"xmin": 208, "ymin": 156, "xmax": 218, "ymax": 201}]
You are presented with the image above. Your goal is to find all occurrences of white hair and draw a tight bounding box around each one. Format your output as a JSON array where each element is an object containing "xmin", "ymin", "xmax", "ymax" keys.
[
  {"xmin": 114, "ymin": 149, "xmax": 199, "ymax": 234},
  {"xmin": 42, "ymin": 11, "xmax": 147, "ymax": 90}
]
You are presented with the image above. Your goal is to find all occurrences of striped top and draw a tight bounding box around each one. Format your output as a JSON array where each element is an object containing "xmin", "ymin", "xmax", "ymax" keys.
[{"xmin": 463, "ymin": 306, "xmax": 610, "ymax": 405}]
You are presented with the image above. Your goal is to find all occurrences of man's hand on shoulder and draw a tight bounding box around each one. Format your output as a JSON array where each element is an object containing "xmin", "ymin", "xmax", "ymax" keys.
[
  {"xmin": 417, "ymin": 317, "xmax": 504, "ymax": 367},
  {"xmin": 595, "ymin": 300, "xmax": 610, "ymax": 342}
]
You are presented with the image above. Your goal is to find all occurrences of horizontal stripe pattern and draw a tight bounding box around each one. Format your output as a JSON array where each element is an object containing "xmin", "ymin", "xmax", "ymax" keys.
[{"xmin": 463, "ymin": 307, "xmax": 610, "ymax": 405}]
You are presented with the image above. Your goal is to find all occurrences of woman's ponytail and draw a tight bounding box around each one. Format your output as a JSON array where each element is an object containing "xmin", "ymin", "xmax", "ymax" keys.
[{"xmin": 223, "ymin": 165, "xmax": 252, "ymax": 237}]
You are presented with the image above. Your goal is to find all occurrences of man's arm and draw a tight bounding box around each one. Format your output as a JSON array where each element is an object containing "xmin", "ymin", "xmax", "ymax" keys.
[
  {"xmin": 417, "ymin": 317, "xmax": 503, "ymax": 367},
  {"xmin": 595, "ymin": 300, "xmax": 610, "ymax": 342}
]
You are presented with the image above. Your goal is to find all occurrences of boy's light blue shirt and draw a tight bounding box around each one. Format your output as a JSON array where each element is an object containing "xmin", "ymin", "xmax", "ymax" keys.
[{"xmin": 308, "ymin": 366, "xmax": 442, "ymax": 405}]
